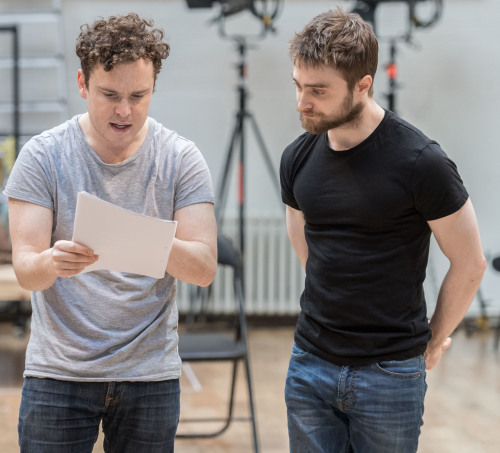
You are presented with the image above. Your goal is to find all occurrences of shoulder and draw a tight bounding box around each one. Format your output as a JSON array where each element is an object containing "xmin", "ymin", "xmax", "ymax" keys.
[
  {"xmin": 283, "ymin": 132, "xmax": 321, "ymax": 157},
  {"xmin": 149, "ymin": 117, "xmax": 196, "ymax": 151},
  {"xmin": 34, "ymin": 115, "xmax": 80, "ymax": 143},
  {"xmin": 383, "ymin": 110, "xmax": 435, "ymax": 151},
  {"xmin": 147, "ymin": 119, "xmax": 210, "ymax": 182},
  {"xmin": 148, "ymin": 118, "xmax": 209, "ymax": 167},
  {"xmin": 281, "ymin": 132, "xmax": 323, "ymax": 171},
  {"xmin": 21, "ymin": 116, "xmax": 81, "ymax": 162}
]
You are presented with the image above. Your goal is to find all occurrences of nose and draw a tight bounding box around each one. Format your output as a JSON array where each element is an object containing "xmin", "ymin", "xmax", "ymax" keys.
[
  {"xmin": 115, "ymin": 99, "xmax": 131, "ymax": 118},
  {"xmin": 297, "ymin": 91, "xmax": 312, "ymax": 112}
]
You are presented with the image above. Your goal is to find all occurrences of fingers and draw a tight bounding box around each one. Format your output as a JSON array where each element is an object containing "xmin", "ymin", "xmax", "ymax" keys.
[
  {"xmin": 442, "ymin": 337, "xmax": 452, "ymax": 351},
  {"xmin": 51, "ymin": 240, "xmax": 98, "ymax": 278},
  {"xmin": 425, "ymin": 337, "xmax": 453, "ymax": 371}
]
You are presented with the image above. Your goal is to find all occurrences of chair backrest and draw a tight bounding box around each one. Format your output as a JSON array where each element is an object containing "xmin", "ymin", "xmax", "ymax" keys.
[
  {"xmin": 217, "ymin": 234, "xmax": 242, "ymax": 277},
  {"xmin": 183, "ymin": 234, "xmax": 246, "ymax": 340}
]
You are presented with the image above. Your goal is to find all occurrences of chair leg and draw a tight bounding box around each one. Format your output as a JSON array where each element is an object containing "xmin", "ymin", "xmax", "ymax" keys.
[
  {"xmin": 177, "ymin": 360, "xmax": 239, "ymax": 438},
  {"xmin": 244, "ymin": 356, "xmax": 260, "ymax": 453},
  {"xmin": 218, "ymin": 359, "xmax": 239, "ymax": 435},
  {"xmin": 177, "ymin": 358, "xmax": 259, "ymax": 451}
]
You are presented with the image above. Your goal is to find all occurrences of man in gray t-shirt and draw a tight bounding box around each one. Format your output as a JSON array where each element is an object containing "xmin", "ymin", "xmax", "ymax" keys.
[{"xmin": 4, "ymin": 13, "xmax": 217, "ymax": 453}]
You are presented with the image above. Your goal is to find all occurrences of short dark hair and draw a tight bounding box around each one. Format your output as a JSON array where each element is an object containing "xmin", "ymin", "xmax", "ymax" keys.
[
  {"xmin": 76, "ymin": 13, "xmax": 170, "ymax": 87},
  {"xmin": 289, "ymin": 8, "xmax": 378, "ymax": 96}
]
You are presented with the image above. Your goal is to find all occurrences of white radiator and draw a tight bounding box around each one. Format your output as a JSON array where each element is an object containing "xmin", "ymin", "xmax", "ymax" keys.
[
  {"xmin": 176, "ymin": 216, "xmax": 304, "ymax": 315},
  {"xmin": 176, "ymin": 217, "xmax": 494, "ymax": 318}
]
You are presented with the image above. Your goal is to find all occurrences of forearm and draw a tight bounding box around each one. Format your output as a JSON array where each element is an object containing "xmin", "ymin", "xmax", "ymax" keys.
[
  {"xmin": 290, "ymin": 236, "xmax": 308, "ymax": 270},
  {"xmin": 429, "ymin": 259, "xmax": 485, "ymax": 346},
  {"xmin": 12, "ymin": 246, "xmax": 58, "ymax": 291},
  {"xmin": 425, "ymin": 198, "xmax": 486, "ymax": 369},
  {"xmin": 167, "ymin": 237, "xmax": 217, "ymax": 287},
  {"xmin": 286, "ymin": 206, "xmax": 308, "ymax": 269}
]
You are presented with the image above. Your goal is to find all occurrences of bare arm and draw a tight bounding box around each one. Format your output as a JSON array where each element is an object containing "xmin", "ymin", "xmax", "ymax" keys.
[
  {"xmin": 426, "ymin": 198, "xmax": 486, "ymax": 370},
  {"xmin": 8, "ymin": 198, "xmax": 98, "ymax": 291},
  {"xmin": 166, "ymin": 202, "xmax": 217, "ymax": 287},
  {"xmin": 286, "ymin": 205, "xmax": 308, "ymax": 270}
]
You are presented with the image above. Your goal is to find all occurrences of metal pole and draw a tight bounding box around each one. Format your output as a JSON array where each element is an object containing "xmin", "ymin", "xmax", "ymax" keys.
[
  {"xmin": 13, "ymin": 25, "xmax": 20, "ymax": 157},
  {"xmin": 0, "ymin": 25, "xmax": 20, "ymax": 157},
  {"xmin": 237, "ymin": 40, "xmax": 246, "ymax": 255}
]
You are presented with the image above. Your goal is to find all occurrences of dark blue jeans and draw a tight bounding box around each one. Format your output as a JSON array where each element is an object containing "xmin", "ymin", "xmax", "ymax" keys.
[
  {"xmin": 285, "ymin": 343, "xmax": 427, "ymax": 453},
  {"xmin": 18, "ymin": 377, "xmax": 180, "ymax": 453}
]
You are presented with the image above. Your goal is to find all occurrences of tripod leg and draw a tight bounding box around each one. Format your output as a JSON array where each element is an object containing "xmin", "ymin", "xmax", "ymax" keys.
[
  {"xmin": 216, "ymin": 115, "xmax": 242, "ymax": 227},
  {"xmin": 247, "ymin": 113, "xmax": 282, "ymax": 203}
]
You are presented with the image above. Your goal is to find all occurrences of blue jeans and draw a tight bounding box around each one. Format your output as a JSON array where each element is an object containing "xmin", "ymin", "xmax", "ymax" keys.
[
  {"xmin": 285, "ymin": 344, "xmax": 427, "ymax": 453},
  {"xmin": 18, "ymin": 377, "xmax": 180, "ymax": 453}
]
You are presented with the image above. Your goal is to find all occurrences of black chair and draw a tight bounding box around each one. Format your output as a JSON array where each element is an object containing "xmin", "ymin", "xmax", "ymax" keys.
[{"xmin": 176, "ymin": 234, "xmax": 259, "ymax": 453}]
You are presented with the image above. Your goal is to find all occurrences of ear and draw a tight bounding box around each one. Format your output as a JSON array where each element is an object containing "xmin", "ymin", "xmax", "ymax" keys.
[
  {"xmin": 77, "ymin": 69, "xmax": 88, "ymax": 99},
  {"xmin": 357, "ymin": 75, "xmax": 373, "ymax": 96}
]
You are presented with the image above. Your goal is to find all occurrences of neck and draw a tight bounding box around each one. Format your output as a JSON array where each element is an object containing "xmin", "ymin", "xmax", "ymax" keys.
[
  {"xmin": 327, "ymin": 100, "xmax": 385, "ymax": 151},
  {"xmin": 78, "ymin": 113, "xmax": 148, "ymax": 164}
]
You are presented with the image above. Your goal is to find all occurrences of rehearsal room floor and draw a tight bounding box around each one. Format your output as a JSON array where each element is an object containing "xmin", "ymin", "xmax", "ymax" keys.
[{"xmin": 0, "ymin": 321, "xmax": 499, "ymax": 453}]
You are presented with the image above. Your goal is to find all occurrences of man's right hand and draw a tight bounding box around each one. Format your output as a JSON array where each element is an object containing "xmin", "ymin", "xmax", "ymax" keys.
[{"xmin": 50, "ymin": 240, "xmax": 98, "ymax": 278}]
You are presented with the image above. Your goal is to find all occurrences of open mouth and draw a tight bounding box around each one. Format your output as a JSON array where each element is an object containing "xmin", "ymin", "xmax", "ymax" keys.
[{"xmin": 110, "ymin": 123, "xmax": 132, "ymax": 131}]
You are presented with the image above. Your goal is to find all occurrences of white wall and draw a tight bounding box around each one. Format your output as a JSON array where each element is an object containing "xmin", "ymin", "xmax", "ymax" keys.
[
  {"xmin": 60, "ymin": 1, "xmax": 499, "ymax": 222},
  {"xmin": 4, "ymin": 0, "xmax": 500, "ymax": 315}
]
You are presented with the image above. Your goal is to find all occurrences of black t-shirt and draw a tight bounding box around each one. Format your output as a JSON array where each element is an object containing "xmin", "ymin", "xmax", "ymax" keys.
[{"xmin": 280, "ymin": 110, "xmax": 469, "ymax": 366}]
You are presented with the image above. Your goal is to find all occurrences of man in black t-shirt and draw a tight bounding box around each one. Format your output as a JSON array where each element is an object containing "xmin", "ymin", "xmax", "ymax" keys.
[{"xmin": 280, "ymin": 8, "xmax": 486, "ymax": 453}]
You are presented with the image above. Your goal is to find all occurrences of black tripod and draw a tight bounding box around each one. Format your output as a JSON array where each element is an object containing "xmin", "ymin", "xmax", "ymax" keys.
[
  {"xmin": 215, "ymin": 36, "xmax": 281, "ymax": 255},
  {"xmin": 385, "ymin": 40, "xmax": 399, "ymax": 114}
]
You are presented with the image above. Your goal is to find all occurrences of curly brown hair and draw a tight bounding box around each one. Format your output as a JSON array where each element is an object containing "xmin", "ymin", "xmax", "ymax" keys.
[
  {"xmin": 290, "ymin": 8, "xmax": 378, "ymax": 96},
  {"xmin": 76, "ymin": 13, "xmax": 170, "ymax": 87}
]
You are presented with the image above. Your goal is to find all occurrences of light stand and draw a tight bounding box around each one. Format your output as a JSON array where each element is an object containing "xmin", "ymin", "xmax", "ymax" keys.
[
  {"xmin": 385, "ymin": 39, "xmax": 398, "ymax": 113},
  {"xmin": 186, "ymin": 0, "xmax": 283, "ymax": 255},
  {"xmin": 350, "ymin": 0, "xmax": 443, "ymax": 113},
  {"xmin": 215, "ymin": 35, "xmax": 281, "ymax": 255}
]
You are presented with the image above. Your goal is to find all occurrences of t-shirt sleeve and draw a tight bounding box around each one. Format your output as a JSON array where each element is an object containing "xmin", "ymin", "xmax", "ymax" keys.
[
  {"xmin": 3, "ymin": 138, "xmax": 54, "ymax": 211},
  {"xmin": 280, "ymin": 145, "xmax": 300, "ymax": 210},
  {"xmin": 173, "ymin": 138, "xmax": 214, "ymax": 212},
  {"xmin": 412, "ymin": 143, "xmax": 469, "ymax": 221}
]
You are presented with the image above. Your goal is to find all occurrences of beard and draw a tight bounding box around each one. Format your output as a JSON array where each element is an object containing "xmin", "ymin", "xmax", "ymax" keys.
[{"xmin": 299, "ymin": 91, "xmax": 364, "ymax": 135}]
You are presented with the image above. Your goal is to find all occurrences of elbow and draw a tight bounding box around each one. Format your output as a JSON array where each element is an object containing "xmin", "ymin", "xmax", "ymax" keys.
[
  {"xmin": 14, "ymin": 274, "xmax": 52, "ymax": 292},
  {"xmin": 197, "ymin": 262, "xmax": 217, "ymax": 288},
  {"xmin": 469, "ymin": 254, "xmax": 487, "ymax": 285},
  {"xmin": 449, "ymin": 253, "xmax": 487, "ymax": 288},
  {"xmin": 478, "ymin": 255, "xmax": 488, "ymax": 278}
]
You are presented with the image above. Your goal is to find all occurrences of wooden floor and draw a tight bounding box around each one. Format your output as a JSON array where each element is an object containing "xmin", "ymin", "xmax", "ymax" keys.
[{"xmin": 0, "ymin": 322, "xmax": 499, "ymax": 452}]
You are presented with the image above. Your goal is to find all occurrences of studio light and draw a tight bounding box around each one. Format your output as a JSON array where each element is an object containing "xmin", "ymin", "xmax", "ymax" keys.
[
  {"xmin": 351, "ymin": 0, "xmax": 443, "ymax": 38},
  {"xmin": 186, "ymin": 0, "xmax": 283, "ymax": 35}
]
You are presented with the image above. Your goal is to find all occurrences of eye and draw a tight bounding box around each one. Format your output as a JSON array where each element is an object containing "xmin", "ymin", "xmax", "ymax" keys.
[{"xmin": 313, "ymin": 89, "xmax": 324, "ymax": 96}]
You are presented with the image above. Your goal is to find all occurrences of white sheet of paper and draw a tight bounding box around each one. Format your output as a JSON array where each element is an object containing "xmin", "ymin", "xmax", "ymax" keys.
[{"xmin": 72, "ymin": 191, "xmax": 177, "ymax": 279}]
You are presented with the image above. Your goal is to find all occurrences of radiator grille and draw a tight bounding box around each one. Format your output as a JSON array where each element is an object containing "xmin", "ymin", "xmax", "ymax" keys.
[{"xmin": 176, "ymin": 216, "xmax": 304, "ymax": 315}]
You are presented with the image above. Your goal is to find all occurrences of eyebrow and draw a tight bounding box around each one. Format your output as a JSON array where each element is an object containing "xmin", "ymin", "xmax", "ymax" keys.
[
  {"xmin": 99, "ymin": 87, "xmax": 150, "ymax": 96},
  {"xmin": 291, "ymin": 75, "xmax": 330, "ymax": 89}
]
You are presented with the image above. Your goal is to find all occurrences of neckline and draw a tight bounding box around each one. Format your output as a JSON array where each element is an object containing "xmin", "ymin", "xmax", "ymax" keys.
[
  {"xmin": 75, "ymin": 116, "xmax": 154, "ymax": 168},
  {"xmin": 323, "ymin": 109, "xmax": 391, "ymax": 157}
]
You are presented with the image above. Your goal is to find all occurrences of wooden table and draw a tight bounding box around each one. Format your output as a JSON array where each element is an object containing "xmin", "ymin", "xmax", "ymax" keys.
[{"xmin": 0, "ymin": 265, "xmax": 30, "ymax": 301}]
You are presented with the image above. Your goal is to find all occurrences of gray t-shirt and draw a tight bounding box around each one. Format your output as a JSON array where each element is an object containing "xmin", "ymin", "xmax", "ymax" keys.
[{"xmin": 4, "ymin": 115, "xmax": 214, "ymax": 381}]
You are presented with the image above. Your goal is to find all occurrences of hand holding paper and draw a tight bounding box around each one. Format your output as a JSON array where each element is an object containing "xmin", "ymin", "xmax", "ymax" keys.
[{"xmin": 72, "ymin": 192, "xmax": 177, "ymax": 279}]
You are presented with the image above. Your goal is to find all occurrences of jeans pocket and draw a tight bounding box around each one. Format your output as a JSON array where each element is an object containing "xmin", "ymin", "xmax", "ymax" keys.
[
  {"xmin": 290, "ymin": 343, "xmax": 310, "ymax": 361},
  {"xmin": 374, "ymin": 355, "xmax": 424, "ymax": 380}
]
